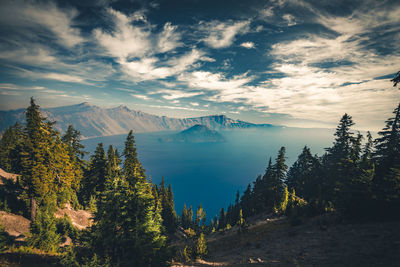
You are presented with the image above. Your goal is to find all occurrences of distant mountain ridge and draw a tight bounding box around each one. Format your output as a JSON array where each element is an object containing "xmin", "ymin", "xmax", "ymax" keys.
[
  {"xmin": 0, "ymin": 102, "xmax": 280, "ymax": 138},
  {"xmin": 159, "ymin": 124, "xmax": 226, "ymax": 143}
]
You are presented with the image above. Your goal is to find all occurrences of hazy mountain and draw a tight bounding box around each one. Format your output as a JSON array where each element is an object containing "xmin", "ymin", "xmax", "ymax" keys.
[
  {"xmin": 0, "ymin": 102, "xmax": 280, "ymax": 138},
  {"xmin": 159, "ymin": 124, "xmax": 226, "ymax": 143}
]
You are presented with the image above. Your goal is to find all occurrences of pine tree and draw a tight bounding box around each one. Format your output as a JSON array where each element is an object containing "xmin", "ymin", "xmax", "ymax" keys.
[
  {"xmin": 373, "ymin": 103, "xmax": 400, "ymax": 216},
  {"xmin": 61, "ymin": 125, "xmax": 86, "ymax": 162},
  {"xmin": 361, "ymin": 132, "xmax": 374, "ymax": 169},
  {"xmin": 181, "ymin": 204, "xmax": 192, "ymax": 229},
  {"xmin": 252, "ymin": 175, "xmax": 265, "ymax": 214},
  {"xmin": 27, "ymin": 205, "xmax": 61, "ymax": 252},
  {"xmin": 278, "ymin": 186, "xmax": 289, "ymax": 213},
  {"xmin": 105, "ymin": 145, "xmax": 122, "ymax": 182},
  {"xmin": 218, "ymin": 208, "xmax": 226, "ymax": 230},
  {"xmin": 286, "ymin": 146, "xmax": 319, "ymax": 200},
  {"xmin": 240, "ymin": 184, "xmax": 253, "ymax": 218},
  {"xmin": 90, "ymin": 132, "xmax": 169, "ymax": 266},
  {"xmin": 0, "ymin": 122, "xmax": 24, "ymax": 174},
  {"xmin": 195, "ymin": 204, "xmax": 206, "ymax": 231},
  {"xmin": 81, "ymin": 143, "xmax": 106, "ymax": 204},
  {"xmin": 237, "ymin": 209, "xmax": 246, "ymax": 233},
  {"xmin": 19, "ymin": 98, "xmax": 81, "ymax": 217},
  {"xmin": 159, "ymin": 177, "xmax": 177, "ymax": 234},
  {"xmin": 123, "ymin": 130, "xmax": 146, "ymax": 187},
  {"xmin": 324, "ymin": 114, "xmax": 359, "ymax": 208},
  {"xmin": 263, "ymin": 147, "xmax": 287, "ymax": 211},
  {"xmin": 391, "ymin": 70, "xmax": 400, "ymax": 87}
]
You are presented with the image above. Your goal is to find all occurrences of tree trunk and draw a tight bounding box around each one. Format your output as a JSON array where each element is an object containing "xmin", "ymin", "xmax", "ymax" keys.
[{"xmin": 31, "ymin": 197, "xmax": 37, "ymax": 221}]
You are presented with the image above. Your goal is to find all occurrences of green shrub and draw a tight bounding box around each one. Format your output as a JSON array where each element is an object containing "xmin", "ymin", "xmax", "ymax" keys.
[{"xmin": 195, "ymin": 233, "xmax": 207, "ymax": 259}]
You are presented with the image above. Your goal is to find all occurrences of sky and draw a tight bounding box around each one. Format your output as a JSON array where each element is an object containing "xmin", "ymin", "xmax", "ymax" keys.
[{"xmin": 0, "ymin": 0, "xmax": 399, "ymax": 131}]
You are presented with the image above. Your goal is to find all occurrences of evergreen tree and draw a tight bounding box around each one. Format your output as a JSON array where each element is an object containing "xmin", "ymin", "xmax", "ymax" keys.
[
  {"xmin": 324, "ymin": 114, "xmax": 359, "ymax": 208},
  {"xmin": 123, "ymin": 130, "xmax": 146, "ymax": 187},
  {"xmin": 105, "ymin": 145, "xmax": 122, "ymax": 182},
  {"xmin": 61, "ymin": 125, "xmax": 87, "ymax": 162},
  {"xmin": 278, "ymin": 186, "xmax": 289, "ymax": 213},
  {"xmin": 251, "ymin": 175, "xmax": 265, "ymax": 214},
  {"xmin": 81, "ymin": 143, "xmax": 106, "ymax": 204},
  {"xmin": 240, "ymin": 184, "xmax": 253, "ymax": 218},
  {"xmin": 181, "ymin": 204, "xmax": 192, "ymax": 229},
  {"xmin": 361, "ymin": 132, "xmax": 374, "ymax": 169},
  {"xmin": 374, "ymin": 103, "xmax": 400, "ymax": 177},
  {"xmin": 237, "ymin": 209, "xmax": 246, "ymax": 233},
  {"xmin": 286, "ymin": 146, "xmax": 319, "ymax": 200},
  {"xmin": 218, "ymin": 208, "xmax": 226, "ymax": 230},
  {"xmin": 195, "ymin": 204, "xmax": 206, "ymax": 231},
  {"xmin": 391, "ymin": 70, "xmax": 400, "ymax": 87},
  {"xmin": 27, "ymin": 206, "xmax": 61, "ymax": 252},
  {"xmin": 158, "ymin": 177, "xmax": 177, "ymax": 234},
  {"xmin": 90, "ymin": 132, "xmax": 169, "ymax": 266},
  {"xmin": 0, "ymin": 122, "xmax": 24, "ymax": 174},
  {"xmin": 19, "ymin": 98, "xmax": 81, "ymax": 217},
  {"xmin": 373, "ymin": 103, "xmax": 400, "ymax": 215},
  {"xmin": 264, "ymin": 147, "xmax": 287, "ymax": 211}
]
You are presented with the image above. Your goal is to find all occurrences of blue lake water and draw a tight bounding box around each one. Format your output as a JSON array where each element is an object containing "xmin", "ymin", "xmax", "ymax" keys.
[{"xmin": 82, "ymin": 127, "xmax": 334, "ymax": 219}]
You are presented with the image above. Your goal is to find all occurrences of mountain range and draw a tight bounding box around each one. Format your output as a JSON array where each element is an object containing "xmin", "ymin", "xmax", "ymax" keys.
[{"xmin": 0, "ymin": 102, "xmax": 280, "ymax": 138}]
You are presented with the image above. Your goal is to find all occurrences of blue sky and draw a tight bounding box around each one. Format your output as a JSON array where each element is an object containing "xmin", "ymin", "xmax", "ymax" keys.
[{"xmin": 0, "ymin": 0, "xmax": 399, "ymax": 131}]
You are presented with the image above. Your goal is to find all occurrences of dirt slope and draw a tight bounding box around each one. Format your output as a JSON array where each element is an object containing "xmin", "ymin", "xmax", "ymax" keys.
[
  {"xmin": 54, "ymin": 203, "xmax": 92, "ymax": 230},
  {"xmin": 0, "ymin": 211, "xmax": 30, "ymax": 241}
]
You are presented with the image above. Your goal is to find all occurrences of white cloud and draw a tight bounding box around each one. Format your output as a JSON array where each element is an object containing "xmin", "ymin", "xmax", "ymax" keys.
[
  {"xmin": 40, "ymin": 73, "xmax": 88, "ymax": 84},
  {"xmin": 0, "ymin": 1, "xmax": 83, "ymax": 48},
  {"xmin": 24, "ymin": 3, "xmax": 83, "ymax": 47},
  {"xmin": 0, "ymin": 83, "xmax": 44, "ymax": 91},
  {"xmin": 159, "ymin": 89, "xmax": 203, "ymax": 100},
  {"xmin": 179, "ymin": 71, "xmax": 253, "ymax": 92},
  {"xmin": 131, "ymin": 94, "xmax": 150, "ymax": 100},
  {"xmin": 260, "ymin": 7, "xmax": 274, "ymax": 18},
  {"xmin": 148, "ymin": 104, "xmax": 208, "ymax": 112},
  {"xmin": 157, "ymin": 22, "xmax": 182, "ymax": 53},
  {"xmin": 282, "ymin": 14, "xmax": 296, "ymax": 26},
  {"xmin": 240, "ymin": 42, "xmax": 255, "ymax": 49},
  {"xmin": 94, "ymin": 8, "xmax": 152, "ymax": 60},
  {"xmin": 200, "ymin": 20, "xmax": 250, "ymax": 49},
  {"xmin": 121, "ymin": 49, "xmax": 205, "ymax": 81},
  {"xmin": 0, "ymin": 91, "xmax": 21, "ymax": 96},
  {"xmin": 94, "ymin": 8, "xmax": 208, "ymax": 82},
  {"xmin": 0, "ymin": 45, "xmax": 57, "ymax": 66},
  {"xmin": 251, "ymin": 2, "xmax": 400, "ymax": 130}
]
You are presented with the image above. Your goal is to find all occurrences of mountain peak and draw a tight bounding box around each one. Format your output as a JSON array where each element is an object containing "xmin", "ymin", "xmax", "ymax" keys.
[
  {"xmin": 116, "ymin": 105, "xmax": 130, "ymax": 111},
  {"xmin": 79, "ymin": 102, "xmax": 92, "ymax": 107}
]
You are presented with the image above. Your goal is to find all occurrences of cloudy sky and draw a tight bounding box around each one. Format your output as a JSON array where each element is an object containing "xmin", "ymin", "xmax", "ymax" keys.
[{"xmin": 0, "ymin": 0, "xmax": 399, "ymax": 130}]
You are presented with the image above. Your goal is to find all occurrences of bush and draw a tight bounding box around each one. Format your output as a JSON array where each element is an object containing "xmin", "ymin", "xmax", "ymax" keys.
[
  {"xmin": 195, "ymin": 233, "xmax": 207, "ymax": 259},
  {"xmin": 0, "ymin": 221, "xmax": 11, "ymax": 252},
  {"xmin": 56, "ymin": 214, "xmax": 79, "ymax": 241}
]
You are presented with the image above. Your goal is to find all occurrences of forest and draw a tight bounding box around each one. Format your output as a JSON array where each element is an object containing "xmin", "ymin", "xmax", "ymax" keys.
[{"xmin": 0, "ymin": 78, "xmax": 399, "ymax": 266}]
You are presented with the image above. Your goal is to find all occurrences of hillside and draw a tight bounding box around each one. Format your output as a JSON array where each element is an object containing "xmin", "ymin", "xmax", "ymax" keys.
[
  {"xmin": 0, "ymin": 102, "xmax": 279, "ymax": 138},
  {"xmin": 159, "ymin": 124, "xmax": 226, "ymax": 143},
  {"xmin": 172, "ymin": 214, "xmax": 400, "ymax": 267}
]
